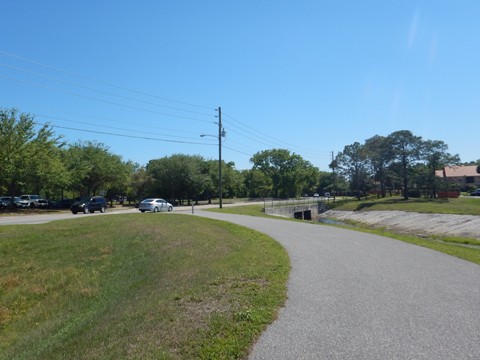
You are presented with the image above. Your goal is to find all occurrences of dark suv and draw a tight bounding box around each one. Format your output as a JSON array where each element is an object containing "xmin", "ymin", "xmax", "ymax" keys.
[{"xmin": 71, "ymin": 196, "xmax": 107, "ymax": 214}]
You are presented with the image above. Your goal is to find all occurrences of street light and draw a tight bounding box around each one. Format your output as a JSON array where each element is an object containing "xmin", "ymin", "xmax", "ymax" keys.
[{"xmin": 200, "ymin": 107, "xmax": 225, "ymax": 208}]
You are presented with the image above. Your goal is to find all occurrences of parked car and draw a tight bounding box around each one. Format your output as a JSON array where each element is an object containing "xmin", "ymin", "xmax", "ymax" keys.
[
  {"xmin": 324, "ymin": 192, "xmax": 331, "ymax": 198},
  {"xmin": 16, "ymin": 197, "xmax": 30, "ymax": 208},
  {"xmin": 20, "ymin": 194, "xmax": 41, "ymax": 208},
  {"xmin": 471, "ymin": 189, "xmax": 480, "ymax": 196},
  {"xmin": 0, "ymin": 196, "xmax": 30, "ymax": 208},
  {"xmin": 0, "ymin": 197, "xmax": 12, "ymax": 207},
  {"xmin": 0, "ymin": 199, "xmax": 7, "ymax": 208},
  {"xmin": 71, "ymin": 196, "xmax": 107, "ymax": 214},
  {"xmin": 37, "ymin": 199, "xmax": 56, "ymax": 209},
  {"xmin": 139, "ymin": 198, "xmax": 173, "ymax": 213},
  {"xmin": 57, "ymin": 198, "xmax": 74, "ymax": 209}
]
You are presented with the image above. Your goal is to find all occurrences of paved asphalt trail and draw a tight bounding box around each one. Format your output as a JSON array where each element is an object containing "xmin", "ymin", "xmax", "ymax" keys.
[{"xmin": 193, "ymin": 210, "xmax": 480, "ymax": 360}]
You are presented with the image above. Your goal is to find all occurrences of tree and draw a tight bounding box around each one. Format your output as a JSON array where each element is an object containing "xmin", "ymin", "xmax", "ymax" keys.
[
  {"xmin": 128, "ymin": 165, "xmax": 153, "ymax": 203},
  {"xmin": 386, "ymin": 130, "xmax": 423, "ymax": 200},
  {"xmin": 421, "ymin": 140, "xmax": 459, "ymax": 197},
  {"xmin": 146, "ymin": 154, "xmax": 207, "ymax": 204},
  {"xmin": 0, "ymin": 108, "xmax": 64, "ymax": 203},
  {"xmin": 336, "ymin": 142, "xmax": 370, "ymax": 199},
  {"xmin": 317, "ymin": 171, "xmax": 334, "ymax": 195},
  {"xmin": 63, "ymin": 141, "xmax": 130, "ymax": 197},
  {"xmin": 243, "ymin": 169, "xmax": 272, "ymax": 198},
  {"xmin": 250, "ymin": 149, "xmax": 317, "ymax": 198},
  {"xmin": 25, "ymin": 142, "xmax": 70, "ymax": 199},
  {"xmin": 218, "ymin": 161, "xmax": 244, "ymax": 199},
  {"xmin": 364, "ymin": 135, "xmax": 390, "ymax": 198}
]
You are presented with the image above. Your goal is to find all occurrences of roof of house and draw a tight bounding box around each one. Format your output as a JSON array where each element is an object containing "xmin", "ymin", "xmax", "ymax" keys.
[{"xmin": 436, "ymin": 165, "xmax": 480, "ymax": 178}]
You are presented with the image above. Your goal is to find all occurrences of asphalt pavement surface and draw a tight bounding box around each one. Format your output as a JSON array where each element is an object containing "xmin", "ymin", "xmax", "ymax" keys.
[{"xmin": 192, "ymin": 210, "xmax": 480, "ymax": 360}]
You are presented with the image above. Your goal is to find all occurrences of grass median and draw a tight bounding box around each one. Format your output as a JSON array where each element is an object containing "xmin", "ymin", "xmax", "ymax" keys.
[{"xmin": 0, "ymin": 214, "xmax": 289, "ymax": 360}]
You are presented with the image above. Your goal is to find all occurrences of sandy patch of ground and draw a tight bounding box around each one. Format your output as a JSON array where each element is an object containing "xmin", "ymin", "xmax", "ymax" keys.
[{"xmin": 319, "ymin": 210, "xmax": 480, "ymax": 240}]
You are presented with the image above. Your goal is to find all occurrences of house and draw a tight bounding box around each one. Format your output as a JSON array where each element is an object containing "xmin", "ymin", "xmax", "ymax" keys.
[{"xmin": 435, "ymin": 165, "xmax": 480, "ymax": 190}]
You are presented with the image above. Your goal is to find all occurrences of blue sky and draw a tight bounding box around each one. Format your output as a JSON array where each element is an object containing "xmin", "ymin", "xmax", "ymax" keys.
[{"xmin": 1, "ymin": 1, "xmax": 479, "ymax": 171}]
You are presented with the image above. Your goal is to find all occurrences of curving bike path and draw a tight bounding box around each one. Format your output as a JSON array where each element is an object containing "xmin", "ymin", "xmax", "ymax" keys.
[{"xmin": 193, "ymin": 210, "xmax": 480, "ymax": 360}]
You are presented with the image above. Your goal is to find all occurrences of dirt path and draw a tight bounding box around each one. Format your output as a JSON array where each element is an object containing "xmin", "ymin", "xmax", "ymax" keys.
[{"xmin": 319, "ymin": 210, "xmax": 480, "ymax": 240}]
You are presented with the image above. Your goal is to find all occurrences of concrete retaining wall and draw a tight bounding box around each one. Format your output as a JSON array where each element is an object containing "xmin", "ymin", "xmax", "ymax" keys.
[{"xmin": 264, "ymin": 202, "xmax": 328, "ymax": 219}]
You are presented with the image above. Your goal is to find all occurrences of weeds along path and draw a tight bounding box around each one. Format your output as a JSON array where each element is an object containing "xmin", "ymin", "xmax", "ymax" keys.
[{"xmin": 192, "ymin": 210, "xmax": 480, "ymax": 360}]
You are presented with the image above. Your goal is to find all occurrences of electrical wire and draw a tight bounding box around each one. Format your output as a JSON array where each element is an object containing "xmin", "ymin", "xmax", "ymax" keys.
[
  {"xmin": 0, "ymin": 74, "xmax": 214, "ymax": 123},
  {"xmin": 35, "ymin": 115, "xmax": 207, "ymax": 142},
  {"xmin": 35, "ymin": 122, "xmax": 213, "ymax": 146},
  {"xmin": 0, "ymin": 49, "xmax": 333, "ymax": 166},
  {"xmin": 0, "ymin": 49, "xmax": 215, "ymax": 111},
  {"xmin": 35, "ymin": 113, "xmax": 206, "ymax": 138},
  {"xmin": 222, "ymin": 111, "xmax": 331, "ymax": 157},
  {"xmin": 0, "ymin": 62, "xmax": 214, "ymax": 117}
]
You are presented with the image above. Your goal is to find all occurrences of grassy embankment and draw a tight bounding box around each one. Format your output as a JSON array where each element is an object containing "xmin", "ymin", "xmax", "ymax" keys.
[
  {"xmin": 209, "ymin": 196, "xmax": 480, "ymax": 265},
  {"xmin": 0, "ymin": 214, "xmax": 289, "ymax": 360},
  {"xmin": 331, "ymin": 195, "xmax": 480, "ymax": 215},
  {"xmin": 329, "ymin": 196, "xmax": 480, "ymax": 264}
]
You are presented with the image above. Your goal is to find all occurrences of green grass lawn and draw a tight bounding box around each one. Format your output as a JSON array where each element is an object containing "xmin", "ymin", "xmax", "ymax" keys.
[
  {"xmin": 0, "ymin": 214, "xmax": 289, "ymax": 360},
  {"xmin": 331, "ymin": 195, "xmax": 480, "ymax": 215}
]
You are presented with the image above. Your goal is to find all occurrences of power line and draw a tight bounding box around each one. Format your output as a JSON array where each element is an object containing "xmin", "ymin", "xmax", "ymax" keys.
[
  {"xmin": 222, "ymin": 145, "xmax": 254, "ymax": 157},
  {"xmin": 0, "ymin": 74, "xmax": 214, "ymax": 123},
  {"xmin": 0, "ymin": 49, "xmax": 215, "ymax": 111},
  {"xmin": 36, "ymin": 122, "xmax": 212, "ymax": 146},
  {"xmin": 222, "ymin": 111, "xmax": 331, "ymax": 157},
  {"xmin": 0, "ymin": 62, "xmax": 214, "ymax": 117},
  {"xmin": 35, "ymin": 114, "xmax": 206, "ymax": 142},
  {"xmin": 0, "ymin": 99, "xmax": 208, "ymax": 136},
  {"xmin": 0, "ymin": 49, "xmax": 333, "ymax": 165}
]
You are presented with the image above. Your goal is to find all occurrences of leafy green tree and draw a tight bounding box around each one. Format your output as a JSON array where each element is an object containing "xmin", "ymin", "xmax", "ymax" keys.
[
  {"xmin": 63, "ymin": 141, "xmax": 130, "ymax": 197},
  {"xmin": 317, "ymin": 171, "xmax": 334, "ymax": 195},
  {"xmin": 221, "ymin": 161, "xmax": 244, "ymax": 199},
  {"xmin": 421, "ymin": 140, "xmax": 459, "ymax": 197},
  {"xmin": 364, "ymin": 135, "xmax": 390, "ymax": 198},
  {"xmin": 105, "ymin": 160, "xmax": 136, "ymax": 204},
  {"xmin": 298, "ymin": 163, "xmax": 320, "ymax": 197},
  {"xmin": 336, "ymin": 142, "xmax": 370, "ymax": 199},
  {"xmin": 128, "ymin": 164, "xmax": 153, "ymax": 203},
  {"xmin": 0, "ymin": 108, "xmax": 64, "ymax": 202},
  {"xmin": 250, "ymin": 149, "xmax": 316, "ymax": 198},
  {"xmin": 200, "ymin": 160, "xmax": 217, "ymax": 203},
  {"xmin": 24, "ymin": 143, "xmax": 70, "ymax": 199},
  {"xmin": 243, "ymin": 169, "xmax": 272, "ymax": 198},
  {"xmin": 147, "ymin": 154, "xmax": 207, "ymax": 204}
]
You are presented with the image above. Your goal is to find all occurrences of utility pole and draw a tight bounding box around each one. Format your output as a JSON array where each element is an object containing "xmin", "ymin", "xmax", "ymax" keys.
[
  {"xmin": 218, "ymin": 107, "xmax": 223, "ymax": 209},
  {"xmin": 332, "ymin": 151, "xmax": 336, "ymax": 200}
]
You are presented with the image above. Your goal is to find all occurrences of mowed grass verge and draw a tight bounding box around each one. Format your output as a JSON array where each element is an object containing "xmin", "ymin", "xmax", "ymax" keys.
[
  {"xmin": 331, "ymin": 196, "xmax": 480, "ymax": 215},
  {"xmin": 0, "ymin": 214, "xmax": 289, "ymax": 360}
]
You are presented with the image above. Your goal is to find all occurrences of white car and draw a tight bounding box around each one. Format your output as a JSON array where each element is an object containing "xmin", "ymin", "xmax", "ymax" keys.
[
  {"xmin": 139, "ymin": 198, "xmax": 173, "ymax": 213},
  {"xmin": 20, "ymin": 194, "xmax": 41, "ymax": 208}
]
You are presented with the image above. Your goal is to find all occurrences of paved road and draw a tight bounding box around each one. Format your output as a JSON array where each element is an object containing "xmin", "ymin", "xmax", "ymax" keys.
[
  {"xmin": 0, "ymin": 207, "xmax": 138, "ymax": 225},
  {"xmin": 192, "ymin": 210, "xmax": 480, "ymax": 360},
  {"xmin": 2, "ymin": 209, "xmax": 480, "ymax": 358}
]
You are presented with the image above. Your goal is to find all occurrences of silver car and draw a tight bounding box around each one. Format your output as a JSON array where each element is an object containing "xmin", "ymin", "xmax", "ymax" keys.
[
  {"xmin": 0, "ymin": 196, "xmax": 29, "ymax": 208},
  {"xmin": 139, "ymin": 198, "xmax": 173, "ymax": 213}
]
